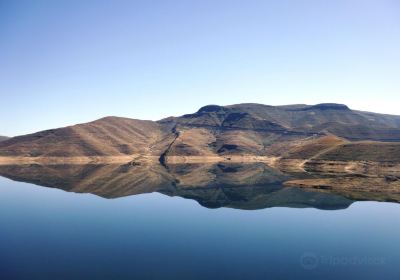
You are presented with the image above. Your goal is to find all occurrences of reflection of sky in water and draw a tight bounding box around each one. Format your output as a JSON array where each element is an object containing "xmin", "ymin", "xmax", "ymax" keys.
[{"xmin": 0, "ymin": 176, "xmax": 399, "ymax": 280}]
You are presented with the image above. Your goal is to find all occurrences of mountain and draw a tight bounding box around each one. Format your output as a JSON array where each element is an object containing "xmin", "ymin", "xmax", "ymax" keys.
[
  {"xmin": 1, "ymin": 103, "xmax": 400, "ymax": 164},
  {"xmin": 161, "ymin": 103, "xmax": 400, "ymax": 140},
  {"xmin": 0, "ymin": 136, "xmax": 9, "ymax": 142}
]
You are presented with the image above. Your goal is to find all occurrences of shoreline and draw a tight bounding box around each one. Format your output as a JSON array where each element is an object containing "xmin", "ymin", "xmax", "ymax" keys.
[
  {"xmin": 0, "ymin": 155, "xmax": 279, "ymax": 166},
  {"xmin": 0, "ymin": 156, "xmax": 399, "ymax": 176},
  {"xmin": 0, "ymin": 155, "xmax": 159, "ymax": 165}
]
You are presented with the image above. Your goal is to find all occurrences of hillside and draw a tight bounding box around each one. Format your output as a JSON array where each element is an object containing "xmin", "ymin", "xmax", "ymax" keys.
[
  {"xmin": 1, "ymin": 103, "xmax": 400, "ymax": 163},
  {"xmin": 0, "ymin": 136, "xmax": 8, "ymax": 142},
  {"xmin": 315, "ymin": 142, "xmax": 400, "ymax": 162},
  {"xmin": 0, "ymin": 117, "xmax": 172, "ymax": 157}
]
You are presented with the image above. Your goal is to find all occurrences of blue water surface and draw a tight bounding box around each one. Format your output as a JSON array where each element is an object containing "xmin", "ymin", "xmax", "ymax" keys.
[{"xmin": 0, "ymin": 176, "xmax": 399, "ymax": 280}]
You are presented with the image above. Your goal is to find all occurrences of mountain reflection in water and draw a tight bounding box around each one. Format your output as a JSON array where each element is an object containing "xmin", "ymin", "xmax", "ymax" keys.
[{"xmin": 0, "ymin": 162, "xmax": 398, "ymax": 210}]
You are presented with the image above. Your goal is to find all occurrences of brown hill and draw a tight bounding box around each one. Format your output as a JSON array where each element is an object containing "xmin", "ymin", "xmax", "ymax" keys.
[
  {"xmin": 158, "ymin": 103, "xmax": 400, "ymax": 160},
  {"xmin": 0, "ymin": 117, "xmax": 171, "ymax": 157},
  {"xmin": 1, "ymin": 103, "xmax": 400, "ymax": 163}
]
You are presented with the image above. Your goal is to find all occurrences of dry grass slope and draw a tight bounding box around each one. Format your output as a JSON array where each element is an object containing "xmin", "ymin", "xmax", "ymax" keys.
[
  {"xmin": 0, "ymin": 117, "xmax": 169, "ymax": 157},
  {"xmin": 315, "ymin": 142, "xmax": 400, "ymax": 162}
]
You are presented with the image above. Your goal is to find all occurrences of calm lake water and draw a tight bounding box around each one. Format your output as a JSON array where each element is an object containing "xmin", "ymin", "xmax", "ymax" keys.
[{"xmin": 0, "ymin": 165, "xmax": 400, "ymax": 280}]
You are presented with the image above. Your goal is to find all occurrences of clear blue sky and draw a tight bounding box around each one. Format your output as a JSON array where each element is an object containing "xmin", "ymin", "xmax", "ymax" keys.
[{"xmin": 1, "ymin": 0, "xmax": 399, "ymax": 136}]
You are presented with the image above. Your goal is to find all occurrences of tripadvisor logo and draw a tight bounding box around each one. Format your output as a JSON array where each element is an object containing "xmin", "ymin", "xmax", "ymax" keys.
[
  {"xmin": 300, "ymin": 252, "xmax": 319, "ymax": 270},
  {"xmin": 300, "ymin": 252, "xmax": 386, "ymax": 270}
]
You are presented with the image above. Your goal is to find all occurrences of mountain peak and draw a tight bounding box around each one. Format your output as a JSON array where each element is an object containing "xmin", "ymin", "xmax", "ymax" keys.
[
  {"xmin": 309, "ymin": 103, "xmax": 350, "ymax": 111},
  {"xmin": 197, "ymin": 105, "xmax": 225, "ymax": 113}
]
